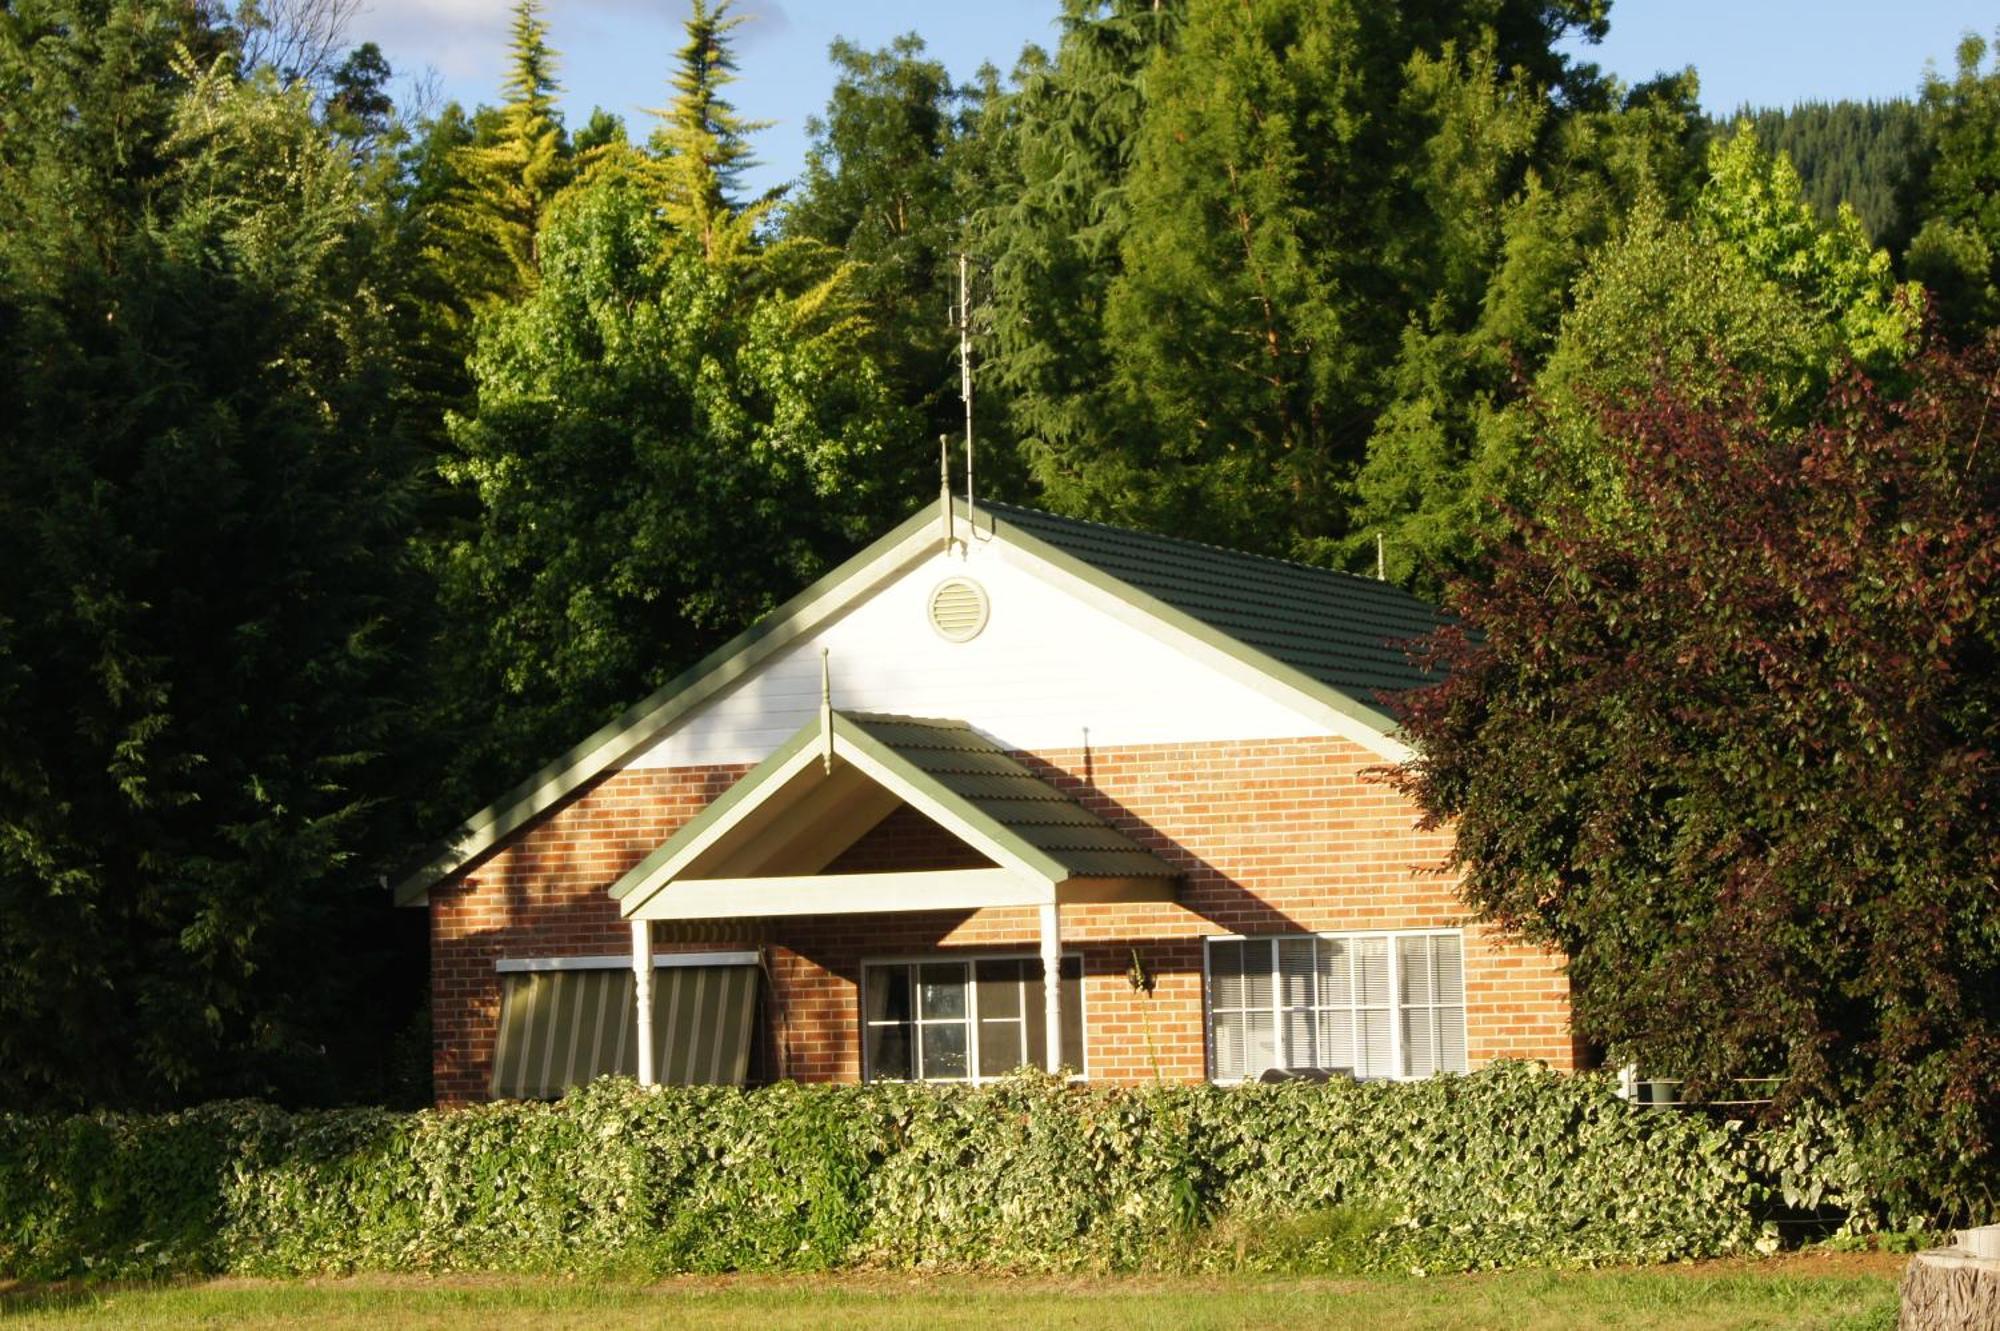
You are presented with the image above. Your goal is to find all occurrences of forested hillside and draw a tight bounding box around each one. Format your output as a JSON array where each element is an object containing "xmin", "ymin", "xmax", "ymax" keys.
[
  {"xmin": 3, "ymin": 0, "xmax": 1999, "ymax": 1200},
  {"xmin": 1728, "ymin": 100, "xmax": 1923, "ymax": 243}
]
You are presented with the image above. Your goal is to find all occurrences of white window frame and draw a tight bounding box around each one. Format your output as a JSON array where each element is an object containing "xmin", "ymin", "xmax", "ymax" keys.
[
  {"xmin": 494, "ymin": 950, "xmax": 760, "ymax": 973},
  {"xmin": 859, "ymin": 951, "xmax": 1088, "ymax": 1084},
  {"xmin": 1202, "ymin": 930, "xmax": 1467, "ymax": 1084}
]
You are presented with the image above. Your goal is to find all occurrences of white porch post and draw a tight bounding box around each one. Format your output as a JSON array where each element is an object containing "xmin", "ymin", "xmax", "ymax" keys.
[
  {"xmin": 1039, "ymin": 900, "xmax": 1063, "ymax": 1075},
  {"xmin": 631, "ymin": 919, "xmax": 656, "ymax": 1086}
]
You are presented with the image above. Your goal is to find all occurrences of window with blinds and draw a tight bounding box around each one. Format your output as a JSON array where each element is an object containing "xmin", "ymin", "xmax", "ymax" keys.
[
  {"xmin": 1206, "ymin": 933, "xmax": 1465, "ymax": 1082},
  {"xmin": 489, "ymin": 958, "xmax": 759, "ymax": 1099},
  {"xmin": 862, "ymin": 954, "xmax": 1085, "ymax": 1082}
]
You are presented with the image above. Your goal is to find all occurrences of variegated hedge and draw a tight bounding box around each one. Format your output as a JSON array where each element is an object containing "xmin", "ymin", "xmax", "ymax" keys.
[{"xmin": 0, "ymin": 1063, "xmax": 1868, "ymax": 1281}]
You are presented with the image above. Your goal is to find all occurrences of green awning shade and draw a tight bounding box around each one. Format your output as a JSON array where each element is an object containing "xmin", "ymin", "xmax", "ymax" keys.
[{"xmin": 490, "ymin": 963, "xmax": 758, "ymax": 1098}]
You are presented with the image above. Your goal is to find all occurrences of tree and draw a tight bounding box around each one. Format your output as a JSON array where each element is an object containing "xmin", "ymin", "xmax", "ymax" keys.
[
  {"xmin": 1394, "ymin": 339, "xmax": 2000, "ymax": 1223},
  {"xmin": 1356, "ymin": 120, "xmax": 1922, "ymax": 595},
  {"xmin": 0, "ymin": 3, "xmax": 435, "ymax": 1108},
  {"xmin": 326, "ymin": 41, "xmax": 393, "ymax": 144},
  {"xmin": 643, "ymin": 0, "xmax": 769, "ymax": 264},
  {"xmin": 1903, "ymin": 31, "xmax": 2000, "ymax": 338},
  {"xmin": 433, "ymin": 0, "xmax": 571, "ymax": 304},
  {"xmin": 970, "ymin": 0, "xmax": 1184, "ymax": 518},
  {"xmin": 976, "ymin": 0, "xmax": 1616, "ymax": 558},
  {"xmin": 782, "ymin": 34, "xmax": 986, "ymax": 449},
  {"xmin": 435, "ymin": 4, "xmax": 919, "ymax": 788},
  {"xmin": 1729, "ymin": 100, "xmax": 1923, "ymax": 246}
]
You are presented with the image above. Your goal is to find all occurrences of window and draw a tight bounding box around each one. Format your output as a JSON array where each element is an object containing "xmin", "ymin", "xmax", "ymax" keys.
[
  {"xmin": 862, "ymin": 955, "xmax": 1085, "ymax": 1082},
  {"xmin": 1206, "ymin": 933, "xmax": 1465, "ymax": 1082},
  {"xmin": 489, "ymin": 953, "xmax": 759, "ymax": 1099}
]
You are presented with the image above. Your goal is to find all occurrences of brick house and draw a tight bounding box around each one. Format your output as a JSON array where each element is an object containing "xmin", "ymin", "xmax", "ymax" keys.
[{"xmin": 397, "ymin": 500, "xmax": 1579, "ymax": 1104}]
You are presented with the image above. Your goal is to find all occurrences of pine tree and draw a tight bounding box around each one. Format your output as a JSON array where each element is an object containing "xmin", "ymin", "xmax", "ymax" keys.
[
  {"xmin": 433, "ymin": 0, "xmax": 570, "ymax": 303},
  {"xmin": 436, "ymin": 4, "xmax": 923, "ymax": 790},
  {"xmin": 781, "ymin": 35, "xmax": 990, "ymax": 456},
  {"xmin": 1903, "ymin": 31, "xmax": 2000, "ymax": 338},
  {"xmin": 0, "ymin": 2, "xmax": 436, "ymax": 1108},
  {"xmin": 643, "ymin": 0, "xmax": 770, "ymax": 264}
]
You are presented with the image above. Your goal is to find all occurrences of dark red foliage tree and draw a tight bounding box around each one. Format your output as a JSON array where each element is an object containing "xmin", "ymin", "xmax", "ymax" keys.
[{"xmin": 1396, "ymin": 338, "xmax": 2000, "ymax": 1222}]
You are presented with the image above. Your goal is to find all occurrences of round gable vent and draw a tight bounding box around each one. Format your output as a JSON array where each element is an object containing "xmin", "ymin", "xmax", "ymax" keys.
[{"xmin": 928, "ymin": 577, "xmax": 990, "ymax": 642}]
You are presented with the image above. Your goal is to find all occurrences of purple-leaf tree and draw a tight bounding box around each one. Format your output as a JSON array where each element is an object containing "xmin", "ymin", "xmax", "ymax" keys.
[{"xmin": 1396, "ymin": 337, "xmax": 2000, "ymax": 1222}]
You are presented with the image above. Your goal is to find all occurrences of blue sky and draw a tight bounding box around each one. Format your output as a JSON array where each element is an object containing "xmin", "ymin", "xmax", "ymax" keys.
[{"xmin": 351, "ymin": 1, "xmax": 1996, "ymax": 199}]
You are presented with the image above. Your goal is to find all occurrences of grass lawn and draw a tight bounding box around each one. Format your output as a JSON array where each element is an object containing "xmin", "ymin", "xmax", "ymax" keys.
[{"xmin": 0, "ymin": 1252, "xmax": 1904, "ymax": 1330}]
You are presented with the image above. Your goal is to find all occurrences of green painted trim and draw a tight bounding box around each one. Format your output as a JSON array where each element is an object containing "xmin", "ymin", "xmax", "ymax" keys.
[
  {"xmin": 606, "ymin": 721, "xmax": 824, "ymax": 904},
  {"xmin": 402, "ymin": 496, "xmax": 1410, "ymax": 907},
  {"xmin": 972, "ymin": 505, "xmax": 1406, "ymax": 742},
  {"xmin": 829, "ymin": 714, "xmax": 1074, "ymax": 884},
  {"xmin": 394, "ymin": 505, "xmax": 944, "ymax": 905},
  {"xmin": 611, "ymin": 712, "xmax": 1079, "ymax": 918}
]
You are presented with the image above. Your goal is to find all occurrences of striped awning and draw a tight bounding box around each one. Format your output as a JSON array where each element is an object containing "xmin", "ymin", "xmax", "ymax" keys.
[{"xmin": 489, "ymin": 957, "xmax": 759, "ymax": 1098}]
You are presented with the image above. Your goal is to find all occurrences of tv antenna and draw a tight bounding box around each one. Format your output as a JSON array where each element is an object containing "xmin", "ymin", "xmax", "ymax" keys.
[{"xmin": 944, "ymin": 251, "xmax": 990, "ymax": 543}]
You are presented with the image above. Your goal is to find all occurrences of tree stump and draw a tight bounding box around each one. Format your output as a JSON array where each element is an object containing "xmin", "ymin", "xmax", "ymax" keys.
[{"xmin": 1901, "ymin": 1247, "xmax": 2000, "ymax": 1329}]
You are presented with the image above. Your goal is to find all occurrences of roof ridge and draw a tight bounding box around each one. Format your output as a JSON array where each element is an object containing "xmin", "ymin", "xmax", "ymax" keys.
[
  {"xmin": 838, "ymin": 710, "xmax": 975, "ymax": 730},
  {"xmin": 979, "ymin": 500, "xmax": 1406, "ymax": 593}
]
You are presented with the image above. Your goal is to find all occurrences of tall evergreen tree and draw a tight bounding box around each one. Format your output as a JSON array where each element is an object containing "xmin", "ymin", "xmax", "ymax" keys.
[
  {"xmin": 642, "ymin": 0, "xmax": 769, "ymax": 264},
  {"xmin": 971, "ymin": 0, "xmax": 1184, "ymax": 517},
  {"xmin": 0, "ymin": 1, "xmax": 434, "ymax": 1108},
  {"xmin": 782, "ymin": 35, "xmax": 988, "ymax": 451},
  {"xmin": 433, "ymin": 0, "xmax": 570, "ymax": 304},
  {"xmin": 436, "ymin": 1, "xmax": 919, "ymax": 789},
  {"xmin": 1730, "ymin": 100, "xmax": 1922, "ymax": 246},
  {"xmin": 1903, "ymin": 31, "xmax": 2000, "ymax": 338}
]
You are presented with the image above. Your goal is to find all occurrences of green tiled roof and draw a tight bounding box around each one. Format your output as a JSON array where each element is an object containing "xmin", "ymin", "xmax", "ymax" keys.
[
  {"xmin": 838, "ymin": 712, "xmax": 1176, "ymax": 881},
  {"xmin": 979, "ymin": 502, "xmax": 1446, "ymax": 702},
  {"xmin": 404, "ymin": 495, "xmax": 1441, "ymax": 903}
]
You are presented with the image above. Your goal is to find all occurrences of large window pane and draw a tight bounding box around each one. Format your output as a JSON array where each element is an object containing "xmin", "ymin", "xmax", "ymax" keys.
[
  {"xmin": 1317, "ymin": 1005, "xmax": 1354, "ymax": 1072},
  {"xmin": 1402, "ymin": 1005, "xmax": 1437, "ymax": 1077},
  {"xmin": 977, "ymin": 1018, "xmax": 1024, "ymax": 1077},
  {"xmin": 867, "ymin": 955, "xmax": 1085, "ymax": 1084},
  {"xmin": 974, "ymin": 959, "xmax": 1024, "ymax": 1016},
  {"xmin": 1241, "ymin": 941, "xmax": 1274, "ymax": 1011},
  {"xmin": 866, "ymin": 1020, "xmax": 913, "ymax": 1080},
  {"xmin": 1283, "ymin": 1009, "xmax": 1317, "ymax": 1071},
  {"xmin": 918, "ymin": 963, "xmax": 967, "ymax": 1020},
  {"xmin": 1398, "ymin": 935, "xmax": 1433, "ymax": 1006},
  {"xmin": 1359, "ymin": 1009, "xmax": 1393, "ymax": 1077},
  {"xmin": 491, "ymin": 964, "xmax": 757, "ymax": 1099},
  {"xmin": 1434, "ymin": 935, "xmax": 1465, "ymax": 1005},
  {"xmin": 1317, "ymin": 939, "xmax": 1352, "ymax": 1007},
  {"xmin": 921, "ymin": 1022, "xmax": 968, "ymax": 1079},
  {"xmin": 1278, "ymin": 938, "xmax": 1316, "ymax": 1010},
  {"xmin": 1213, "ymin": 1009, "xmax": 1248, "ymax": 1082},
  {"xmin": 1439, "ymin": 1004, "xmax": 1468, "ymax": 1072},
  {"xmin": 1207, "ymin": 933, "xmax": 1469, "ymax": 1084},
  {"xmin": 1210, "ymin": 940, "xmax": 1247, "ymax": 1010},
  {"xmin": 1355, "ymin": 938, "xmax": 1391, "ymax": 1007},
  {"xmin": 865, "ymin": 966, "xmax": 911, "ymax": 1024}
]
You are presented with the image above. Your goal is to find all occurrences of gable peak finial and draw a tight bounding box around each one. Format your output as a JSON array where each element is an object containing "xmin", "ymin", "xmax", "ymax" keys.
[{"xmin": 819, "ymin": 648, "xmax": 834, "ymax": 773}]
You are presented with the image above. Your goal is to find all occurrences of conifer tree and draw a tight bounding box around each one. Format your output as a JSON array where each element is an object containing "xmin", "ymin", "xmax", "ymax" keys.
[
  {"xmin": 0, "ymin": 2, "xmax": 435, "ymax": 1107},
  {"xmin": 434, "ymin": 0, "xmax": 570, "ymax": 303},
  {"xmin": 643, "ymin": 0, "xmax": 769, "ymax": 264},
  {"xmin": 1904, "ymin": 31, "xmax": 2000, "ymax": 338}
]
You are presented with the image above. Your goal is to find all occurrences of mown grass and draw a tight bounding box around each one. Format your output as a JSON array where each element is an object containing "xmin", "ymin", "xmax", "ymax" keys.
[{"xmin": 0, "ymin": 1255, "xmax": 1903, "ymax": 1330}]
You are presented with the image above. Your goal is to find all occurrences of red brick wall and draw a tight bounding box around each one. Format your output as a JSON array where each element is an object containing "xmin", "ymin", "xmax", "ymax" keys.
[
  {"xmin": 821, "ymin": 804, "xmax": 994, "ymax": 874},
  {"xmin": 428, "ymin": 737, "xmax": 1578, "ymax": 1103}
]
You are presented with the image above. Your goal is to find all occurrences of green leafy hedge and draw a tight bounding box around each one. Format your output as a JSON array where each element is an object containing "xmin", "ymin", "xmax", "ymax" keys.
[{"xmin": 0, "ymin": 1064, "xmax": 1844, "ymax": 1281}]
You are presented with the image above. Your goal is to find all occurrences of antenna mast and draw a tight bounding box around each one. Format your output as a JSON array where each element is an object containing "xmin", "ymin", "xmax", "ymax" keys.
[{"xmin": 958, "ymin": 251, "xmax": 976, "ymax": 534}]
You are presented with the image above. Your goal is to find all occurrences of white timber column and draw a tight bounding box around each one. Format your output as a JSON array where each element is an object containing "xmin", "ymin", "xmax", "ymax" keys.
[
  {"xmin": 1039, "ymin": 900, "xmax": 1063, "ymax": 1075},
  {"xmin": 631, "ymin": 919, "xmax": 656, "ymax": 1086}
]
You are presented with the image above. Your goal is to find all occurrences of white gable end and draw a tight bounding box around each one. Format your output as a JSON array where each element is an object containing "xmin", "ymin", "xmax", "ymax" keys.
[{"xmin": 628, "ymin": 537, "xmax": 1340, "ymax": 768}]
